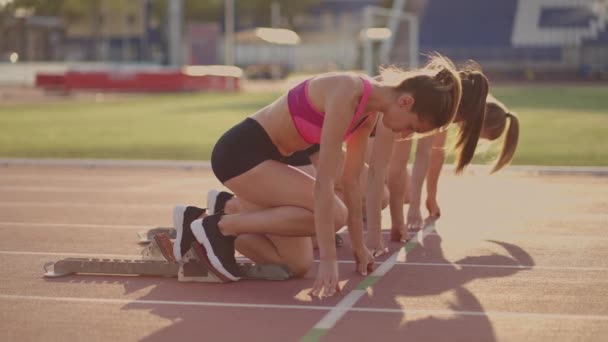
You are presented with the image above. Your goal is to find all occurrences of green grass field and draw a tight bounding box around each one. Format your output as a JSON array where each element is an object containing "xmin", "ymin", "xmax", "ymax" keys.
[{"xmin": 0, "ymin": 85, "xmax": 607, "ymax": 166}]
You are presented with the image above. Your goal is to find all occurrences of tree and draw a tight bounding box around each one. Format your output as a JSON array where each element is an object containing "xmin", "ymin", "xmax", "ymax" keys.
[
  {"xmin": 5, "ymin": 0, "xmax": 323, "ymax": 30},
  {"xmin": 150, "ymin": 0, "xmax": 321, "ymax": 28},
  {"xmin": 2, "ymin": 0, "xmax": 63, "ymax": 16},
  {"xmin": 150, "ymin": 0, "xmax": 224, "ymax": 24},
  {"xmin": 3, "ymin": 0, "xmax": 126, "ymax": 60}
]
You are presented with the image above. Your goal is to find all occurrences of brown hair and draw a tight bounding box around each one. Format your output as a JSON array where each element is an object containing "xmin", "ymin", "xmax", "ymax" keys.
[
  {"xmin": 381, "ymin": 54, "xmax": 463, "ymax": 133},
  {"xmin": 453, "ymin": 63, "xmax": 489, "ymax": 173},
  {"xmin": 483, "ymin": 95, "xmax": 519, "ymax": 172}
]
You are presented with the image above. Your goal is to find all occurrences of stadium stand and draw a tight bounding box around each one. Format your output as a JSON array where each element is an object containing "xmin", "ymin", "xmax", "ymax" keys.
[{"xmin": 414, "ymin": 0, "xmax": 607, "ymax": 79}]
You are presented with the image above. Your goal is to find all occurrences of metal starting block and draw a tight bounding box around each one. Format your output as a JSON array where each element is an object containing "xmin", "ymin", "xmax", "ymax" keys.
[
  {"xmin": 43, "ymin": 242, "xmax": 292, "ymax": 282},
  {"xmin": 43, "ymin": 258, "xmax": 179, "ymax": 278},
  {"xmin": 137, "ymin": 227, "xmax": 175, "ymax": 244},
  {"xmin": 140, "ymin": 238, "xmax": 168, "ymax": 261}
]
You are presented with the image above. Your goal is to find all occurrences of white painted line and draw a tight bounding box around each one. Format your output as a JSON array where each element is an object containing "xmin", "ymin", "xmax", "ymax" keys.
[
  {"xmin": 0, "ymin": 251, "xmax": 140, "ymax": 259},
  {"xmin": 0, "ymin": 251, "xmax": 255, "ymax": 261},
  {"xmin": 0, "ymin": 158, "xmax": 212, "ymax": 169},
  {"xmin": 0, "ymin": 201, "xmax": 168, "ymax": 209},
  {"xmin": 0, "ymin": 174, "xmax": 205, "ymax": 183},
  {"xmin": 370, "ymin": 249, "xmax": 402, "ymax": 276},
  {"xmin": 351, "ymin": 307, "xmax": 608, "ymax": 321},
  {"xmin": 2, "ymin": 250, "xmax": 608, "ymax": 272},
  {"xmin": 382, "ymin": 230, "xmax": 608, "ymax": 241},
  {"xmin": 3, "ymin": 221, "xmax": 606, "ymax": 242},
  {"xmin": 500, "ymin": 165, "xmax": 608, "ymax": 177},
  {"xmin": 371, "ymin": 222, "xmax": 436, "ymax": 277},
  {"xmin": 0, "ymin": 174, "xmax": 151, "ymax": 181},
  {"xmin": 0, "ymin": 251, "xmax": 291, "ymax": 265},
  {"xmin": 0, "ymin": 186, "xmax": 200, "ymax": 194},
  {"xmin": 1, "ymin": 294, "xmax": 607, "ymax": 321},
  {"xmin": 388, "ymin": 262, "xmax": 608, "ymax": 272},
  {"xmin": 332, "ymin": 260, "xmax": 608, "ymax": 272},
  {"xmin": 309, "ymin": 221, "xmax": 439, "ymax": 332},
  {"xmin": 0, "ymin": 186, "xmax": 148, "ymax": 193},
  {"xmin": 313, "ymin": 290, "xmax": 366, "ymax": 329},
  {"xmin": 0, "ymin": 294, "xmax": 329, "ymax": 311},
  {"xmin": 0, "ymin": 222, "xmax": 150, "ymax": 230},
  {"xmin": 2, "ymin": 158, "xmax": 607, "ymax": 175}
]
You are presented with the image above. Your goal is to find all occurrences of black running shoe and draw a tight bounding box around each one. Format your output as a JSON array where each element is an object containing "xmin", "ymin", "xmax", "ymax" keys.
[
  {"xmin": 190, "ymin": 213, "xmax": 240, "ymax": 281},
  {"xmin": 206, "ymin": 189, "xmax": 235, "ymax": 215},
  {"xmin": 172, "ymin": 205, "xmax": 205, "ymax": 262}
]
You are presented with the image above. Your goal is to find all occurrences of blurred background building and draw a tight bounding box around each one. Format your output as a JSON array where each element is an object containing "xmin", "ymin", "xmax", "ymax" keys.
[{"xmin": 1, "ymin": 0, "xmax": 607, "ymax": 87}]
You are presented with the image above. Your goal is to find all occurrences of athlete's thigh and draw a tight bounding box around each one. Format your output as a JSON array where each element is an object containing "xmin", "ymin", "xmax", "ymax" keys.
[{"xmin": 225, "ymin": 160, "xmax": 344, "ymax": 213}]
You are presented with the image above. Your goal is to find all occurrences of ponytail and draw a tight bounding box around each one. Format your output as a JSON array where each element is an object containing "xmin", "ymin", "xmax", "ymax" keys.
[
  {"xmin": 454, "ymin": 69, "xmax": 489, "ymax": 173},
  {"xmin": 491, "ymin": 112, "xmax": 519, "ymax": 173},
  {"xmin": 483, "ymin": 98, "xmax": 520, "ymax": 173}
]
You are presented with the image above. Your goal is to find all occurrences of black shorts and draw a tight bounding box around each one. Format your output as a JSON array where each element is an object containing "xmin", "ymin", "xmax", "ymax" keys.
[
  {"xmin": 284, "ymin": 144, "xmax": 320, "ymax": 167},
  {"xmin": 211, "ymin": 118, "xmax": 289, "ymax": 183}
]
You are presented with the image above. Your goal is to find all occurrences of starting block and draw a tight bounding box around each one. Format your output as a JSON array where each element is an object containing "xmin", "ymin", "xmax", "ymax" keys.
[
  {"xmin": 137, "ymin": 227, "xmax": 176, "ymax": 244},
  {"xmin": 43, "ymin": 240, "xmax": 292, "ymax": 282}
]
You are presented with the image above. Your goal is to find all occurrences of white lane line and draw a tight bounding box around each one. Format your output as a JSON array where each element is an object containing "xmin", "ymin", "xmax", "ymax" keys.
[
  {"xmin": 1, "ymin": 294, "xmax": 607, "ymax": 321},
  {"xmin": 2, "ymin": 158, "xmax": 607, "ymax": 175},
  {"xmin": 333, "ymin": 259, "xmax": 608, "ymax": 272},
  {"xmin": 2, "ymin": 250, "xmax": 608, "ymax": 272},
  {"xmin": 0, "ymin": 222, "xmax": 151, "ymax": 229},
  {"xmin": 0, "ymin": 294, "xmax": 330, "ymax": 311},
  {"xmin": 390, "ymin": 262, "xmax": 608, "ymax": 272},
  {"xmin": 371, "ymin": 228, "xmax": 608, "ymax": 242},
  {"xmin": 0, "ymin": 158, "xmax": 212, "ymax": 169},
  {"xmin": 0, "ymin": 186, "xmax": 199, "ymax": 194},
  {"xmin": 0, "ymin": 251, "xmax": 140, "ymax": 259},
  {"xmin": 0, "ymin": 174, "xmax": 205, "ymax": 182},
  {"xmin": 371, "ymin": 249, "xmax": 404, "ymax": 276},
  {"xmin": 313, "ymin": 290, "xmax": 366, "ymax": 329},
  {"xmin": 352, "ymin": 307, "xmax": 608, "ymax": 321},
  {"xmin": 0, "ymin": 201, "xmax": 168, "ymax": 209},
  {"xmin": 2, "ymin": 222, "xmax": 606, "ymax": 243},
  {"xmin": 0, "ymin": 186, "xmax": 148, "ymax": 193},
  {"xmin": 307, "ymin": 222, "xmax": 438, "ymax": 332}
]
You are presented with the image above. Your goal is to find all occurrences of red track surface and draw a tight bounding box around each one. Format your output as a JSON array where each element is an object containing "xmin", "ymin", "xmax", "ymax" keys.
[{"xmin": 0, "ymin": 165, "xmax": 607, "ymax": 341}]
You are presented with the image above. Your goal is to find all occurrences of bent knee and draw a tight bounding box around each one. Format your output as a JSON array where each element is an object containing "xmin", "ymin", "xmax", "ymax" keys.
[{"xmin": 287, "ymin": 257, "xmax": 313, "ymax": 278}]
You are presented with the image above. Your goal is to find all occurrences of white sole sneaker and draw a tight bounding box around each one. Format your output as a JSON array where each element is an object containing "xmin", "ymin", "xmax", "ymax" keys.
[
  {"xmin": 190, "ymin": 218, "xmax": 239, "ymax": 282},
  {"xmin": 206, "ymin": 189, "xmax": 220, "ymax": 215},
  {"xmin": 172, "ymin": 205, "xmax": 187, "ymax": 262}
]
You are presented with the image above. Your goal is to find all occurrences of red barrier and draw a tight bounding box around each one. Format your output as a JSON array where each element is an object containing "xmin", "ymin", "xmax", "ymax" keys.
[
  {"xmin": 37, "ymin": 69, "xmax": 240, "ymax": 92},
  {"xmin": 64, "ymin": 71, "xmax": 185, "ymax": 92},
  {"xmin": 35, "ymin": 74, "xmax": 66, "ymax": 89}
]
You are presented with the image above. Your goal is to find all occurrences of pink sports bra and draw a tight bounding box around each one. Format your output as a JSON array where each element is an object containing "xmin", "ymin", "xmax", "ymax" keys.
[{"xmin": 287, "ymin": 77, "xmax": 372, "ymax": 144}]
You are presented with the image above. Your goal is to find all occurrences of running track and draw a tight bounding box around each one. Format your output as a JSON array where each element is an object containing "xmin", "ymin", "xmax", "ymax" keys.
[{"xmin": 0, "ymin": 164, "xmax": 607, "ymax": 341}]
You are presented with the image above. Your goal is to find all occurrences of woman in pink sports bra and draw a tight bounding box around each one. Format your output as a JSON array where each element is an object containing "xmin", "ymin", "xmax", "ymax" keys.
[{"xmin": 168, "ymin": 55, "xmax": 463, "ymax": 297}]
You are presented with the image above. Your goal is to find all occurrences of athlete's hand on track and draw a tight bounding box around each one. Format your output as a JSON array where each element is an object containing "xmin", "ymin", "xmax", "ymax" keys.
[
  {"xmin": 353, "ymin": 245, "xmax": 375, "ymax": 275},
  {"xmin": 426, "ymin": 197, "xmax": 442, "ymax": 220},
  {"xmin": 406, "ymin": 205, "xmax": 423, "ymax": 234},
  {"xmin": 366, "ymin": 233, "xmax": 389, "ymax": 258},
  {"xmin": 311, "ymin": 259, "xmax": 340, "ymax": 298},
  {"xmin": 390, "ymin": 224, "xmax": 407, "ymax": 242}
]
